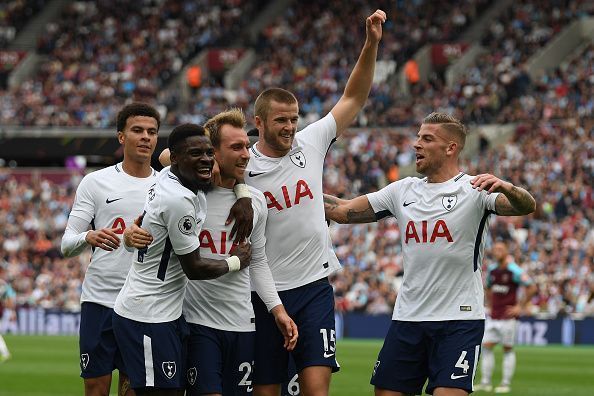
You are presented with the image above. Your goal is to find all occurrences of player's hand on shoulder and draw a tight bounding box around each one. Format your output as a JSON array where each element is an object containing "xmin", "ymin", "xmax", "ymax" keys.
[
  {"xmin": 231, "ymin": 241, "xmax": 252, "ymax": 270},
  {"xmin": 227, "ymin": 197, "xmax": 254, "ymax": 244},
  {"xmin": 123, "ymin": 216, "xmax": 153, "ymax": 249},
  {"xmin": 470, "ymin": 174, "xmax": 513, "ymax": 194},
  {"xmin": 85, "ymin": 228, "xmax": 120, "ymax": 251},
  {"xmin": 271, "ymin": 305, "xmax": 299, "ymax": 351}
]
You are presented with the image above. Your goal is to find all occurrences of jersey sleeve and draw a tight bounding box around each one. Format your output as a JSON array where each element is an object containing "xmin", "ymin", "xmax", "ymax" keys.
[
  {"xmin": 479, "ymin": 189, "xmax": 499, "ymax": 213},
  {"xmin": 162, "ymin": 194, "xmax": 202, "ymax": 255},
  {"xmin": 61, "ymin": 215, "xmax": 91, "ymax": 257},
  {"xmin": 366, "ymin": 180, "xmax": 400, "ymax": 219},
  {"xmin": 297, "ymin": 112, "xmax": 337, "ymax": 155},
  {"xmin": 249, "ymin": 191, "xmax": 282, "ymax": 311},
  {"xmin": 508, "ymin": 262, "xmax": 532, "ymax": 286}
]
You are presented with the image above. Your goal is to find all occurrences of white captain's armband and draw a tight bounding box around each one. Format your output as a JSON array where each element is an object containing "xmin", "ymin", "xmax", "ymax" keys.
[{"xmin": 233, "ymin": 183, "xmax": 251, "ymax": 199}]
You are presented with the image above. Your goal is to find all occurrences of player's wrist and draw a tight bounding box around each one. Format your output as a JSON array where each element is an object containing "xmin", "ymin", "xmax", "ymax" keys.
[
  {"xmin": 225, "ymin": 256, "xmax": 241, "ymax": 272},
  {"xmin": 233, "ymin": 183, "xmax": 251, "ymax": 199}
]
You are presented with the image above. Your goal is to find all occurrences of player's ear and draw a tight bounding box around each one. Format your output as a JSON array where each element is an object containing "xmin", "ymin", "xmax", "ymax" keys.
[
  {"xmin": 254, "ymin": 116, "xmax": 264, "ymax": 131},
  {"xmin": 117, "ymin": 131, "xmax": 125, "ymax": 145},
  {"xmin": 446, "ymin": 141, "xmax": 458, "ymax": 156},
  {"xmin": 169, "ymin": 149, "xmax": 178, "ymax": 166}
]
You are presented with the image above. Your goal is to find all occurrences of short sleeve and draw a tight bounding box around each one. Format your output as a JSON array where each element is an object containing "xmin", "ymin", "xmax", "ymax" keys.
[
  {"xmin": 162, "ymin": 195, "xmax": 202, "ymax": 255},
  {"xmin": 367, "ymin": 181, "xmax": 400, "ymax": 218},
  {"xmin": 297, "ymin": 113, "xmax": 337, "ymax": 155}
]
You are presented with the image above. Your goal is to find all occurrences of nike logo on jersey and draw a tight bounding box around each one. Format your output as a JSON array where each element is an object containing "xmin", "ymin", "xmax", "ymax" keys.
[
  {"xmin": 450, "ymin": 374, "xmax": 468, "ymax": 380},
  {"xmin": 403, "ymin": 201, "xmax": 415, "ymax": 207},
  {"xmin": 248, "ymin": 171, "xmax": 265, "ymax": 177},
  {"xmin": 106, "ymin": 197, "xmax": 123, "ymax": 204},
  {"xmin": 323, "ymin": 352, "xmax": 335, "ymax": 358}
]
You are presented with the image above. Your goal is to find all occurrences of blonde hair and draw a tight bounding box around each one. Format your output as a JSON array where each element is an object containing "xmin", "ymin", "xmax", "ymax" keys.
[
  {"xmin": 204, "ymin": 108, "xmax": 246, "ymax": 148},
  {"xmin": 422, "ymin": 112, "xmax": 467, "ymax": 150},
  {"xmin": 254, "ymin": 88, "xmax": 297, "ymax": 121}
]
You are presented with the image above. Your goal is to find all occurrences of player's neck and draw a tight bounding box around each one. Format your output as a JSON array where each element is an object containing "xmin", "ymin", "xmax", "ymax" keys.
[
  {"xmin": 255, "ymin": 141, "xmax": 289, "ymax": 158},
  {"xmin": 121, "ymin": 158, "xmax": 152, "ymax": 178},
  {"xmin": 425, "ymin": 166, "xmax": 460, "ymax": 183},
  {"xmin": 218, "ymin": 175, "xmax": 236, "ymax": 189}
]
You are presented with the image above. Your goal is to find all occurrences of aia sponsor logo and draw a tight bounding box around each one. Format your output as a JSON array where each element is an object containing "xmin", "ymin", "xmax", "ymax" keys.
[
  {"xmin": 404, "ymin": 220, "xmax": 453, "ymax": 243},
  {"xmin": 264, "ymin": 179, "xmax": 313, "ymax": 211}
]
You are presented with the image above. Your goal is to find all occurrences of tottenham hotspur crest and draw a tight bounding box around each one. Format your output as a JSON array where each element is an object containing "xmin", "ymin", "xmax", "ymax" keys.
[
  {"xmin": 187, "ymin": 367, "xmax": 197, "ymax": 385},
  {"xmin": 290, "ymin": 150, "xmax": 306, "ymax": 168},
  {"xmin": 442, "ymin": 195, "xmax": 457, "ymax": 211},
  {"xmin": 162, "ymin": 361, "xmax": 176, "ymax": 379}
]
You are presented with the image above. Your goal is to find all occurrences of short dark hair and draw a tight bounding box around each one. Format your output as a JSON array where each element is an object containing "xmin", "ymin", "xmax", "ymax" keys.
[
  {"xmin": 254, "ymin": 88, "xmax": 297, "ymax": 121},
  {"xmin": 422, "ymin": 112, "xmax": 467, "ymax": 150},
  {"xmin": 116, "ymin": 102, "xmax": 161, "ymax": 132},
  {"xmin": 168, "ymin": 123, "xmax": 208, "ymax": 153}
]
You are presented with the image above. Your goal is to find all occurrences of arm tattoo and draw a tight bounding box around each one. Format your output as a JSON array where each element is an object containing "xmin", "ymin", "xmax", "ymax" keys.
[
  {"xmin": 323, "ymin": 195, "xmax": 339, "ymax": 212},
  {"xmin": 346, "ymin": 206, "xmax": 376, "ymax": 224},
  {"xmin": 497, "ymin": 186, "xmax": 536, "ymax": 216}
]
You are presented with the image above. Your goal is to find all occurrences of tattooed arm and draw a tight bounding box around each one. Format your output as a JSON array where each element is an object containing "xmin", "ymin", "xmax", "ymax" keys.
[
  {"xmin": 323, "ymin": 194, "xmax": 377, "ymax": 224},
  {"xmin": 470, "ymin": 174, "xmax": 536, "ymax": 216}
]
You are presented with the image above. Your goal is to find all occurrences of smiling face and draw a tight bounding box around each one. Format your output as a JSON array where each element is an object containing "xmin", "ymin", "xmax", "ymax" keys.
[
  {"xmin": 215, "ymin": 124, "xmax": 250, "ymax": 188},
  {"xmin": 118, "ymin": 115, "xmax": 159, "ymax": 163},
  {"xmin": 255, "ymin": 100, "xmax": 299, "ymax": 157},
  {"xmin": 172, "ymin": 135, "xmax": 215, "ymax": 193}
]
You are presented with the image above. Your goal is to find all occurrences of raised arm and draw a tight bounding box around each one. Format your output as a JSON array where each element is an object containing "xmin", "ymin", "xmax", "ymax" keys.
[
  {"xmin": 470, "ymin": 174, "xmax": 536, "ymax": 216},
  {"xmin": 330, "ymin": 9, "xmax": 386, "ymax": 136},
  {"xmin": 323, "ymin": 193, "xmax": 377, "ymax": 224}
]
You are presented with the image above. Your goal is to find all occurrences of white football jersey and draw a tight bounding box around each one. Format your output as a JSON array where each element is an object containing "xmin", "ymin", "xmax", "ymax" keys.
[
  {"xmin": 183, "ymin": 186, "xmax": 281, "ymax": 331},
  {"xmin": 245, "ymin": 113, "xmax": 341, "ymax": 291},
  {"xmin": 68, "ymin": 163, "xmax": 157, "ymax": 307},
  {"xmin": 367, "ymin": 173, "xmax": 499, "ymax": 321},
  {"xmin": 114, "ymin": 167, "xmax": 206, "ymax": 323}
]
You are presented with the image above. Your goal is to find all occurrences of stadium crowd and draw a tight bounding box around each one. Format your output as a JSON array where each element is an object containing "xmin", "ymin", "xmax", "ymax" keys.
[
  {"xmin": 0, "ymin": 0, "xmax": 264, "ymax": 127},
  {"xmin": 1, "ymin": 0, "xmax": 593, "ymax": 128},
  {"xmin": 0, "ymin": 0, "xmax": 46, "ymax": 49}
]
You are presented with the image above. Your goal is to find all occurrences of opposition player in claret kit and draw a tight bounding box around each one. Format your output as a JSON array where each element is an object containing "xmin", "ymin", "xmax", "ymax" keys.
[
  {"xmin": 112, "ymin": 124, "xmax": 252, "ymax": 395},
  {"xmin": 129, "ymin": 109, "xmax": 298, "ymax": 396},
  {"xmin": 61, "ymin": 102, "xmax": 161, "ymax": 396},
  {"xmin": 475, "ymin": 241, "xmax": 536, "ymax": 394},
  {"xmin": 323, "ymin": 112, "xmax": 536, "ymax": 396}
]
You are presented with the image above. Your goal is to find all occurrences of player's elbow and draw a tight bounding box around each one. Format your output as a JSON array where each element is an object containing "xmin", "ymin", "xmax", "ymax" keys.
[{"xmin": 60, "ymin": 239, "xmax": 74, "ymax": 258}]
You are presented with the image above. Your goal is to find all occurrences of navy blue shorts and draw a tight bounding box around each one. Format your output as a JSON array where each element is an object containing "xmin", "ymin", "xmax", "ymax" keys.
[
  {"xmin": 79, "ymin": 302, "xmax": 124, "ymax": 378},
  {"xmin": 370, "ymin": 320, "xmax": 484, "ymax": 395},
  {"xmin": 185, "ymin": 323, "xmax": 255, "ymax": 395},
  {"xmin": 112, "ymin": 312, "xmax": 189, "ymax": 391},
  {"xmin": 252, "ymin": 277, "xmax": 340, "ymax": 385}
]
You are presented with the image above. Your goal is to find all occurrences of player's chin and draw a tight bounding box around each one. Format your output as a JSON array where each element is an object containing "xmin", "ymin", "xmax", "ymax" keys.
[{"xmin": 197, "ymin": 179, "xmax": 214, "ymax": 193}]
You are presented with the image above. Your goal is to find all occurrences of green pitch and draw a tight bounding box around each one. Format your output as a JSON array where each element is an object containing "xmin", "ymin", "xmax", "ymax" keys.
[{"xmin": 0, "ymin": 336, "xmax": 593, "ymax": 395}]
